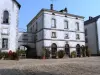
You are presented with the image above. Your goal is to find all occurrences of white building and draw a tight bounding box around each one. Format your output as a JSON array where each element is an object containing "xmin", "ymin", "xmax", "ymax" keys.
[
  {"xmin": 27, "ymin": 4, "xmax": 85, "ymax": 57},
  {"xmin": 0, "ymin": 0, "xmax": 20, "ymax": 52},
  {"xmin": 85, "ymin": 15, "xmax": 100, "ymax": 55}
]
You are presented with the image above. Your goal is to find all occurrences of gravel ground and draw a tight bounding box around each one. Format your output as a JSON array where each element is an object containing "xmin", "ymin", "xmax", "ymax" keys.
[{"xmin": 0, "ymin": 57, "xmax": 100, "ymax": 75}]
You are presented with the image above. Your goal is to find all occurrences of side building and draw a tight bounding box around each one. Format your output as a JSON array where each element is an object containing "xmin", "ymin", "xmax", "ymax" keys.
[
  {"xmin": 0, "ymin": 0, "xmax": 21, "ymax": 52},
  {"xmin": 27, "ymin": 4, "xmax": 85, "ymax": 57},
  {"xmin": 84, "ymin": 15, "xmax": 100, "ymax": 55}
]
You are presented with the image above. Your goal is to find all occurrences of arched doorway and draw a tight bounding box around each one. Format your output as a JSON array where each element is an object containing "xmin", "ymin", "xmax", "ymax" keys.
[
  {"xmin": 65, "ymin": 44, "xmax": 70, "ymax": 57},
  {"xmin": 76, "ymin": 44, "xmax": 81, "ymax": 57},
  {"xmin": 18, "ymin": 45, "xmax": 37, "ymax": 58},
  {"xmin": 51, "ymin": 43, "xmax": 57, "ymax": 58}
]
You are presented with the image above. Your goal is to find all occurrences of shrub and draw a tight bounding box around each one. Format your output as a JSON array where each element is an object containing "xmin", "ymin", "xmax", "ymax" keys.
[
  {"xmin": 45, "ymin": 49, "xmax": 50, "ymax": 59},
  {"xmin": 71, "ymin": 51, "xmax": 77, "ymax": 58},
  {"xmin": 82, "ymin": 49, "xmax": 86, "ymax": 57},
  {"xmin": 0, "ymin": 52, "xmax": 19, "ymax": 60},
  {"xmin": 41, "ymin": 48, "xmax": 50, "ymax": 59},
  {"xmin": 11, "ymin": 52, "xmax": 19, "ymax": 60},
  {"xmin": 16, "ymin": 50, "xmax": 26, "ymax": 55},
  {"xmin": 57, "ymin": 50, "xmax": 65, "ymax": 58},
  {"xmin": 86, "ymin": 49, "xmax": 91, "ymax": 57}
]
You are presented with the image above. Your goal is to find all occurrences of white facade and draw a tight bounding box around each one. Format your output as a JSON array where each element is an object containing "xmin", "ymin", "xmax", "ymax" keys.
[
  {"xmin": 85, "ymin": 16, "xmax": 100, "ymax": 55},
  {"xmin": 27, "ymin": 8, "xmax": 85, "ymax": 57},
  {"xmin": 0, "ymin": 0, "xmax": 20, "ymax": 52}
]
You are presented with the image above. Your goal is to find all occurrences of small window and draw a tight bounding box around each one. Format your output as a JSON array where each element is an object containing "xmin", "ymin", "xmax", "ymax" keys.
[
  {"xmin": 85, "ymin": 38, "xmax": 88, "ymax": 43},
  {"xmin": 76, "ymin": 22, "xmax": 79, "ymax": 31},
  {"xmin": 76, "ymin": 34, "xmax": 80, "ymax": 40},
  {"xmin": 23, "ymin": 34, "xmax": 28, "ymax": 37},
  {"xmin": 36, "ymin": 22, "xmax": 38, "ymax": 31},
  {"xmin": 85, "ymin": 29, "xmax": 87, "ymax": 36},
  {"xmin": 30, "ymin": 27, "xmax": 32, "ymax": 32},
  {"xmin": 64, "ymin": 21, "xmax": 68, "ymax": 29},
  {"xmin": 51, "ymin": 32, "xmax": 56, "ymax": 38},
  {"xmin": 51, "ymin": 19, "xmax": 56, "ymax": 28},
  {"xmin": 3, "ymin": 10, "xmax": 9, "ymax": 24},
  {"xmin": 65, "ymin": 33, "xmax": 69, "ymax": 39},
  {"xmin": 2, "ymin": 38, "xmax": 8, "ymax": 49},
  {"xmin": 2, "ymin": 29, "xmax": 8, "ymax": 35}
]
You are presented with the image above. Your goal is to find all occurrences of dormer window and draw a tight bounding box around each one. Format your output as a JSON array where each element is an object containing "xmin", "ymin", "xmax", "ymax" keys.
[{"xmin": 3, "ymin": 10, "xmax": 9, "ymax": 24}]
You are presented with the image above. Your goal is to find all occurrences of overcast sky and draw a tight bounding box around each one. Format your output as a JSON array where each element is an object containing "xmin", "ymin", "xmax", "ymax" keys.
[{"xmin": 17, "ymin": 0, "xmax": 100, "ymax": 31}]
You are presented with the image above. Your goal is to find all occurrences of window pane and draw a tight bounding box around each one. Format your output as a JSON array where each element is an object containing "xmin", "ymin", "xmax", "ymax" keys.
[
  {"xmin": 52, "ymin": 32, "xmax": 56, "ymax": 38},
  {"xmin": 85, "ymin": 29, "xmax": 87, "ymax": 36},
  {"xmin": 76, "ymin": 22, "xmax": 79, "ymax": 30},
  {"xmin": 76, "ymin": 34, "xmax": 80, "ymax": 39},
  {"xmin": 65, "ymin": 33, "xmax": 69, "ymax": 39},
  {"xmin": 2, "ymin": 38, "xmax": 8, "ymax": 49},
  {"xmin": 64, "ymin": 21, "xmax": 68, "ymax": 29},
  {"xmin": 51, "ymin": 19, "xmax": 56, "ymax": 28},
  {"xmin": 3, "ymin": 11, "xmax": 9, "ymax": 24}
]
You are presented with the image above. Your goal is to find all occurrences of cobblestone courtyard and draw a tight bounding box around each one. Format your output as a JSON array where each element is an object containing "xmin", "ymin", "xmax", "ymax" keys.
[{"xmin": 0, "ymin": 57, "xmax": 100, "ymax": 75}]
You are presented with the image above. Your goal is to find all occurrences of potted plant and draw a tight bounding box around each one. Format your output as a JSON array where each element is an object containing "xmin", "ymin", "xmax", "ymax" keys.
[
  {"xmin": 71, "ymin": 51, "xmax": 77, "ymax": 58},
  {"xmin": 57, "ymin": 50, "xmax": 65, "ymax": 58}
]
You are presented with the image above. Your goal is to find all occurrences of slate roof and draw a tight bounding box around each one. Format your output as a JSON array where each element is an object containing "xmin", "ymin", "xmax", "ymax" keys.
[
  {"xmin": 84, "ymin": 15, "xmax": 100, "ymax": 25},
  {"xmin": 12, "ymin": 0, "xmax": 21, "ymax": 9},
  {"xmin": 27, "ymin": 8, "xmax": 84, "ymax": 27}
]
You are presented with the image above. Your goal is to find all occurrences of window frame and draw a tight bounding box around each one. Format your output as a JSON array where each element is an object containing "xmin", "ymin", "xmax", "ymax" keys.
[
  {"xmin": 64, "ymin": 20, "xmax": 69, "ymax": 29},
  {"xmin": 51, "ymin": 18, "xmax": 56, "ymax": 28},
  {"xmin": 2, "ymin": 38, "xmax": 8, "ymax": 49},
  {"xmin": 85, "ymin": 29, "xmax": 87, "ymax": 36},
  {"xmin": 51, "ymin": 32, "xmax": 56, "ymax": 38},
  {"xmin": 2, "ymin": 10, "xmax": 9, "ymax": 24},
  {"xmin": 65, "ymin": 33, "xmax": 69, "ymax": 39},
  {"xmin": 76, "ymin": 34, "xmax": 80, "ymax": 40},
  {"xmin": 76, "ymin": 22, "xmax": 79, "ymax": 31}
]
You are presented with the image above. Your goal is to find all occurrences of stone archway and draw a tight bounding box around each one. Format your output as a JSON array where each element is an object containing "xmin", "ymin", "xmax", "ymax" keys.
[
  {"xmin": 51, "ymin": 43, "xmax": 57, "ymax": 58},
  {"xmin": 65, "ymin": 44, "xmax": 70, "ymax": 57},
  {"xmin": 76, "ymin": 44, "xmax": 81, "ymax": 57},
  {"xmin": 18, "ymin": 45, "xmax": 37, "ymax": 58}
]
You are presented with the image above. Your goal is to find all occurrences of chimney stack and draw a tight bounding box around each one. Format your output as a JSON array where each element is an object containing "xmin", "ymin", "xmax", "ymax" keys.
[
  {"xmin": 89, "ymin": 16, "xmax": 93, "ymax": 20},
  {"xmin": 50, "ymin": 4, "xmax": 53, "ymax": 10},
  {"xmin": 64, "ymin": 8, "xmax": 68, "ymax": 13}
]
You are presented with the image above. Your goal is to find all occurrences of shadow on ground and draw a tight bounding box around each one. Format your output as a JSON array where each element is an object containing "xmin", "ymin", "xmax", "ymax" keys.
[{"xmin": 0, "ymin": 69, "xmax": 62, "ymax": 75}]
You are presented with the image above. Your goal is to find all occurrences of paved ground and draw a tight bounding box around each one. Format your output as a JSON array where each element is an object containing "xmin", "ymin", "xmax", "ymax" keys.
[{"xmin": 0, "ymin": 57, "xmax": 100, "ymax": 75}]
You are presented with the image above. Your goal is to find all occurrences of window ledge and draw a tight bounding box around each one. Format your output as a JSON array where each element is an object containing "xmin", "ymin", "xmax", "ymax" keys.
[
  {"xmin": 1, "ymin": 22, "xmax": 10, "ymax": 25},
  {"xmin": 1, "ymin": 48, "xmax": 8, "ymax": 50},
  {"xmin": 51, "ymin": 37, "xmax": 57, "ymax": 38}
]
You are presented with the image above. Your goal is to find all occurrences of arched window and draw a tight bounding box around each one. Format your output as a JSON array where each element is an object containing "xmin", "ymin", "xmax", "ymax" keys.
[
  {"xmin": 3, "ymin": 10, "xmax": 9, "ymax": 24},
  {"xmin": 76, "ymin": 22, "xmax": 79, "ymax": 30}
]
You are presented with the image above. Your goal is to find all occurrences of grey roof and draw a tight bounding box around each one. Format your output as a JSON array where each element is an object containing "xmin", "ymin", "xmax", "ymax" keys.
[
  {"xmin": 27, "ymin": 8, "xmax": 84, "ymax": 27},
  {"xmin": 12, "ymin": 0, "xmax": 21, "ymax": 9},
  {"xmin": 43, "ymin": 9, "xmax": 84, "ymax": 18},
  {"xmin": 84, "ymin": 15, "xmax": 100, "ymax": 25}
]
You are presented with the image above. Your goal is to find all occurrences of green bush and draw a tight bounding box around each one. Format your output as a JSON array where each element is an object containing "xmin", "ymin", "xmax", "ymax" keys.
[
  {"xmin": 16, "ymin": 50, "xmax": 26, "ymax": 56},
  {"xmin": 82, "ymin": 49, "xmax": 86, "ymax": 57},
  {"xmin": 71, "ymin": 51, "xmax": 77, "ymax": 58},
  {"xmin": 11, "ymin": 52, "xmax": 19, "ymax": 60},
  {"xmin": 0, "ymin": 52, "xmax": 19, "ymax": 60},
  {"xmin": 45, "ymin": 49, "xmax": 50, "ymax": 59},
  {"xmin": 41, "ymin": 48, "xmax": 50, "ymax": 59},
  {"xmin": 57, "ymin": 50, "xmax": 65, "ymax": 58},
  {"xmin": 86, "ymin": 49, "xmax": 91, "ymax": 57}
]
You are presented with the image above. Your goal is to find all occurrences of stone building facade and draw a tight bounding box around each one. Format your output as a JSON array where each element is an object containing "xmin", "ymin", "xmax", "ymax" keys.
[{"xmin": 0, "ymin": 0, "xmax": 20, "ymax": 52}]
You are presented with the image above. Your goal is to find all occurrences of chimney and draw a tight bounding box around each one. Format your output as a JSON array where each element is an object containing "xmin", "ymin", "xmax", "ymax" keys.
[
  {"xmin": 89, "ymin": 16, "xmax": 93, "ymax": 20},
  {"xmin": 50, "ymin": 4, "xmax": 53, "ymax": 10},
  {"xmin": 64, "ymin": 8, "xmax": 68, "ymax": 13}
]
